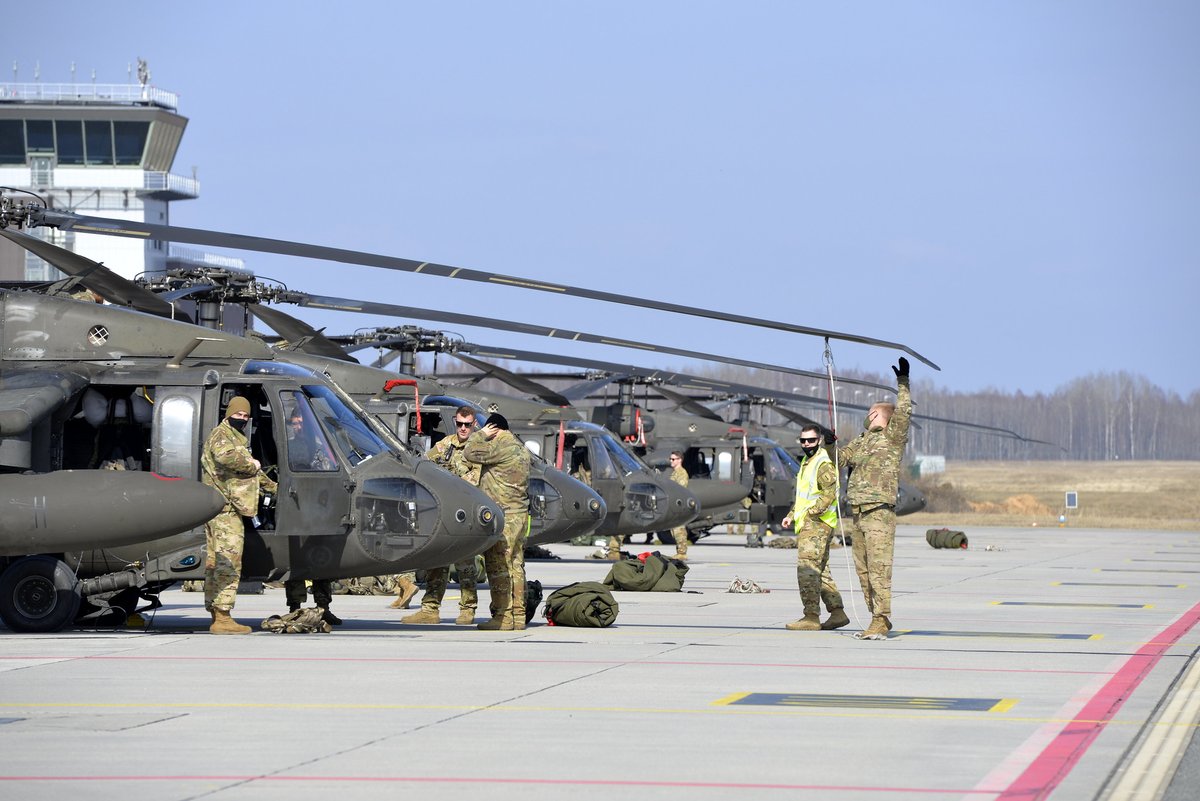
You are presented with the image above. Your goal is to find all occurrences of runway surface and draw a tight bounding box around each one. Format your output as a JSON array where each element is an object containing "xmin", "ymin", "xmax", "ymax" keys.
[{"xmin": 2, "ymin": 524, "xmax": 1199, "ymax": 801}]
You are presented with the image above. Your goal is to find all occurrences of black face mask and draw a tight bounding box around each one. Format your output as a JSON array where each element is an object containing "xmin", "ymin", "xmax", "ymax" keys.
[
  {"xmin": 801, "ymin": 443, "xmax": 821, "ymax": 459},
  {"xmin": 228, "ymin": 417, "xmax": 249, "ymax": 433}
]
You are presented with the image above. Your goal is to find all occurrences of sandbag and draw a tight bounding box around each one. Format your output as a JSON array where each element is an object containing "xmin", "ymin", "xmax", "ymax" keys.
[
  {"xmin": 544, "ymin": 581, "xmax": 619, "ymax": 627},
  {"xmin": 602, "ymin": 551, "xmax": 688, "ymax": 592},
  {"xmin": 926, "ymin": 528, "xmax": 968, "ymax": 549}
]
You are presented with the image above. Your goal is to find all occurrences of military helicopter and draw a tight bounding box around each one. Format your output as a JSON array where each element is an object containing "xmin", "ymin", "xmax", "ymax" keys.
[{"xmin": 0, "ymin": 233, "xmax": 504, "ymax": 633}]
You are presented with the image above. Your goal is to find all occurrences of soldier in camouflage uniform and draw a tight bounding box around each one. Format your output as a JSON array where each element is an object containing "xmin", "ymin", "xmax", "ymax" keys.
[
  {"xmin": 668, "ymin": 452, "xmax": 690, "ymax": 560},
  {"xmin": 401, "ymin": 406, "xmax": 482, "ymax": 626},
  {"xmin": 201, "ymin": 396, "xmax": 277, "ymax": 635},
  {"xmin": 836, "ymin": 358, "xmax": 911, "ymax": 640},
  {"xmin": 781, "ymin": 426, "xmax": 848, "ymax": 632},
  {"xmin": 464, "ymin": 413, "xmax": 531, "ymax": 631}
]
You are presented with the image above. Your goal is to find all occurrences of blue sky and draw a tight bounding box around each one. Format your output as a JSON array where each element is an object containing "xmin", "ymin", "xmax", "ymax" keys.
[{"xmin": 6, "ymin": 2, "xmax": 1198, "ymax": 396}]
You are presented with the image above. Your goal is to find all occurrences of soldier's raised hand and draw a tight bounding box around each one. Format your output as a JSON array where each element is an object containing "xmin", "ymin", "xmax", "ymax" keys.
[{"xmin": 892, "ymin": 357, "xmax": 910, "ymax": 380}]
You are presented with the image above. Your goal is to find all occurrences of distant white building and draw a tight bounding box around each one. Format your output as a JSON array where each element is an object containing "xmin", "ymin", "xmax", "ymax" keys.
[{"xmin": 0, "ymin": 74, "xmax": 238, "ymax": 282}]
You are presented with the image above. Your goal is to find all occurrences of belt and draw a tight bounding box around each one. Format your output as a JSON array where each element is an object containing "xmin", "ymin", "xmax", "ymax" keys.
[{"xmin": 853, "ymin": 502, "xmax": 895, "ymax": 515}]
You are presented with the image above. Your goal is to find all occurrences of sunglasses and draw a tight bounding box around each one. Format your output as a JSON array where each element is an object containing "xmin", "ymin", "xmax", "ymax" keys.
[
  {"xmin": 799, "ymin": 437, "xmax": 821, "ymax": 444},
  {"xmin": 456, "ymin": 421, "xmax": 475, "ymax": 428}
]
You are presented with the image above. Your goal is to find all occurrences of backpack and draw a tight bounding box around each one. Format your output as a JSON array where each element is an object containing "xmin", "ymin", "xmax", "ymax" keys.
[
  {"xmin": 524, "ymin": 579, "xmax": 544, "ymax": 622},
  {"xmin": 543, "ymin": 581, "xmax": 619, "ymax": 627},
  {"xmin": 260, "ymin": 607, "xmax": 333, "ymax": 633}
]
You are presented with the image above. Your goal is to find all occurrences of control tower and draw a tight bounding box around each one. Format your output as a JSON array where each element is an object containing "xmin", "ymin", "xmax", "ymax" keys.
[{"xmin": 0, "ymin": 61, "xmax": 239, "ymax": 282}]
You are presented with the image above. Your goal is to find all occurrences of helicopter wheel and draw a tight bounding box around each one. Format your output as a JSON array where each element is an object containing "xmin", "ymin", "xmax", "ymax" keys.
[{"xmin": 0, "ymin": 556, "xmax": 82, "ymax": 633}]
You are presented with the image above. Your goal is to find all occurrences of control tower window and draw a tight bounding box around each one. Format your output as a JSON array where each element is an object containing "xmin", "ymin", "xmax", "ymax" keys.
[
  {"xmin": 85, "ymin": 120, "xmax": 114, "ymax": 165},
  {"xmin": 0, "ymin": 121, "xmax": 22, "ymax": 164},
  {"xmin": 114, "ymin": 121, "xmax": 149, "ymax": 165},
  {"xmin": 56, "ymin": 121, "xmax": 85, "ymax": 165},
  {"xmin": 26, "ymin": 120, "xmax": 54, "ymax": 152}
]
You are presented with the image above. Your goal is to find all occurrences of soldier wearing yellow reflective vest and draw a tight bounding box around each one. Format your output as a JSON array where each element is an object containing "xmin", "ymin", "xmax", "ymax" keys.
[{"xmin": 780, "ymin": 425, "xmax": 848, "ymax": 632}]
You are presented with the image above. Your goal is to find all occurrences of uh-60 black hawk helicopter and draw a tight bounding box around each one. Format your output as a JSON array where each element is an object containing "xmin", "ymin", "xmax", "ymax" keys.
[
  {"xmin": 0, "ymin": 232, "xmax": 508, "ymax": 633},
  {"xmin": 0, "ymin": 191, "xmax": 939, "ymax": 565}
]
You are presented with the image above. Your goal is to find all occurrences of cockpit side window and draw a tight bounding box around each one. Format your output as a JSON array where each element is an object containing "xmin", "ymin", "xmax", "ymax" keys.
[
  {"xmin": 588, "ymin": 437, "xmax": 620, "ymax": 480},
  {"xmin": 282, "ymin": 391, "xmax": 339, "ymax": 472}
]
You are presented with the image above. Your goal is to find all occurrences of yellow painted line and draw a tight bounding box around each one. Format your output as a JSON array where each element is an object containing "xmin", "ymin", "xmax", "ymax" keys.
[
  {"xmin": 2, "ymin": 700, "xmax": 1198, "ymax": 728},
  {"xmin": 989, "ymin": 698, "xmax": 1019, "ymax": 713},
  {"xmin": 711, "ymin": 692, "xmax": 751, "ymax": 706},
  {"xmin": 72, "ymin": 224, "xmax": 151, "ymax": 237}
]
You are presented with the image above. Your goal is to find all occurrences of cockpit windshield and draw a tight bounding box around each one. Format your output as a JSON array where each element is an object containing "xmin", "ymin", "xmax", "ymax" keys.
[
  {"xmin": 303, "ymin": 384, "xmax": 387, "ymax": 467},
  {"xmin": 599, "ymin": 432, "xmax": 645, "ymax": 476},
  {"xmin": 774, "ymin": 446, "xmax": 802, "ymax": 474}
]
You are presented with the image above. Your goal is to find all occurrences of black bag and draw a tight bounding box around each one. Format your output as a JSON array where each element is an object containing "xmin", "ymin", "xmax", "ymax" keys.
[
  {"xmin": 524, "ymin": 579, "xmax": 543, "ymax": 622},
  {"xmin": 544, "ymin": 581, "xmax": 619, "ymax": 627}
]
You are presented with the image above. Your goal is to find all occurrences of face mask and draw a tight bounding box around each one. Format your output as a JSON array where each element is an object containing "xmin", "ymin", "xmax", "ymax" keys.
[
  {"xmin": 802, "ymin": 443, "xmax": 821, "ymax": 458},
  {"xmin": 228, "ymin": 417, "xmax": 248, "ymax": 433}
]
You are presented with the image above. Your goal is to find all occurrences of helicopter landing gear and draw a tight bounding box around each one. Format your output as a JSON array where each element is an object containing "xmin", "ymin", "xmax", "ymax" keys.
[{"xmin": 0, "ymin": 556, "xmax": 82, "ymax": 633}]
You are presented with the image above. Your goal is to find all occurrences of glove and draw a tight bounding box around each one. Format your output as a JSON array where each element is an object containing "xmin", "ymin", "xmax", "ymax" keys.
[{"xmin": 892, "ymin": 357, "xmax": 910, "ymax": 380}]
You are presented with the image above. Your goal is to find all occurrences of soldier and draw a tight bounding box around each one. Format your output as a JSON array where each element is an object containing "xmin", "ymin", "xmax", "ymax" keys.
[
  {"xmin": 668, "ymin": 451, "xmax": 691, "ymax": 560},
  {"xmin": 401, "ymin": 406, "xmax": 482, "ymax": 626},
  {"xmin": 464, "ymin": 412, "xmax": 531, "ymax": 631},
  {"xmin": 200, "ymin": 396, "xmax": 277, "ymax": 634},
  {"xmin": 780, "ymin": 425, "xmax": 848, "ymax": 632},
  {"xmin": 837, "ymin": 358, "xmax": 912, "ymax": 640},
  {"xmin": 388, "ymin": 572, "xmax": 420, "ymax": 610},
  {"xmin": 282, "ymin": 409, "xmax": 340, "ymax": 625}
]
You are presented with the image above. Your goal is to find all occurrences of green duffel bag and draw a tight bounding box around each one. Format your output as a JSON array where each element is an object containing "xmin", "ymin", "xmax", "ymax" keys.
[
  {"xmin": 926, "ymin": 528, "xmax": 969, "ymax": 549},
  {"xmin": 544, "ymin": 581, "xmax": 619, "ymax": 627},
  {"xmin": 603, "ymin": 551, "xmax": 688, "ymax": 592}
]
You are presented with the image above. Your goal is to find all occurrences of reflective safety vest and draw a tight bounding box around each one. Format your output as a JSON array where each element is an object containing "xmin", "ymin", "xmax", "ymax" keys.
[{"xmin": 792, "ymin": 449, "xmax": 839, "ymax": 531}]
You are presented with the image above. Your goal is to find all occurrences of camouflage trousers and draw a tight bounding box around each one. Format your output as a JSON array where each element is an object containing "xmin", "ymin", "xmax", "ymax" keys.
[
  {"xmin": 285, "ymin": 578, "xmax": 333, "ymax": 609},
  {"xmin": 671, "ymin": 526, "xmax": 689, "ymax": 557},
  {"xmin": 847, "ymin": 504, "xmax": 896, "ymax": 617},
  {"xmin": 204, "ymin": 509, "xmax": 246, "ymax": 612},
  {"xmin": 482, "ymin": 509, "xmax": 529, "ymax": 623},
  {"xmin": 606, "ymin": 535, "xmax": 622, "ymax": 558},
  {"xmin": 418, "ymin": 559, "xmax": 479, "ymax": 613},
  {"xmin": 795, "ymin": 518, "xmax": 844, "ymax": 617}
]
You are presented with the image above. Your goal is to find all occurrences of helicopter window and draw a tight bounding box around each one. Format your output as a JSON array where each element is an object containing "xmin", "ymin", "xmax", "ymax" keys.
[
  {"xmin": 598, "ymin": 433, "xmax": 643, "ymax": 476},
  {"xmin": 773, "ymin": 446, "xmax": 801, "ymax": 474},
  {"xmin": 587, "ymin": 438, "xmax": 619, "ymax": 480},
  {"xmin": 157, "ymin": 395, "xmax": 198, "ymax": 478},
  {"xmin": 716, "ymin": 450, "xmax": 735, "ymax": 481},
  {"xmin": 282, "ymin": 392, "xmax": 339, "ymax": 472},
  {"xmin": 524, "ymin": 439, "xmax": 541, "ymax": 457},
  {"xmin": 63, "ymin": 386, "xmax": 152, "ymax": 471},
  {"xmin": 764, "ymin": 448, "xmax": 790, "ymax": 481},
  {"xmin": 302, "ymin": 384, "xmax": 386, "ymax": 467}
]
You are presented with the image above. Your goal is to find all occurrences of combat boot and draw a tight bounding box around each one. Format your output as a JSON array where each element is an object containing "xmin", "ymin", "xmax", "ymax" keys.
[
  {"xmin": 389, "ymin": 576, "xmax": 419, "ymax": 609},
  {"xmin": 882, "ymin": 615, "xmax": 893, "ymax": 631},
  {"xmin": 478, "ymin": 612, "xmax": 514, "ymax": 631},
  {"xmin": 320, "ymin": 607, "xmax": 343, "ymax": 626},
  {"xmin": 455, "ymin": 609, "xmax": 475, "ymax": 625},
  {"xmin": 210, "ymin": 609, "xmax": 251, "ymax": 635},
  {"xmin": 821, "ymin": 608, "xmax": 850, "ymax": 630},
  {"xmin": 401, "ymin": 607, "xmax": 440, "ymax": 624},
  {"xmin": 785, "ymin": 614, "xmax": 822, "ymax": 631},
  {"xmin": 856, "ymin": 615, "xmax": 890, "ymax": 640}
]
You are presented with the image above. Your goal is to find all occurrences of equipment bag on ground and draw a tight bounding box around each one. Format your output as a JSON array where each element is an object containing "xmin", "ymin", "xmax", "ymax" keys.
[
  {"xmin": 602, "ymin": 551, "xmax": 688, "ymax": 592},
  {"xmin": 260, "ymin": 607, "xmax": 333, "ymax": 633},
  {"xmin": 926, "ymin": 528, "xmax": 969, "ymax": 549},
  {"xmin": 544, "ymin": 581, "xmax": 619, "ymax": 627}
]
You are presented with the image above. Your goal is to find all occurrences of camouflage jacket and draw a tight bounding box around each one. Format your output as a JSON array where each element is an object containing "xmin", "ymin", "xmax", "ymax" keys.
[
  {"xmin": 670, "ymin": 465, "xmax": 689, "ymax": 488},
  {"xmin": 425, "ymin": 435, "xmax": 481, "ymax": 485},
  {"xmin": 836, "ymin": 376, "xmax": 911, "ymax": 506},
  {"xmin": 201, "ymin": 419, "xmax": 278, "ymax": 516},
  {"xmin": 463, "ymin": 429, "xmax": 530, "ymax": 512}
]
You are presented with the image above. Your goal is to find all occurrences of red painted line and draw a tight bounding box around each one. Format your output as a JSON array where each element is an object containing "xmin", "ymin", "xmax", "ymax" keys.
[
  {"xmin": 0, "ymin": 654, "xmax": 1111, "ymax": 676},
  {"xmin": 995, "ymin": 598, "xmax": 1200, "ymax": 801},
  {"xmin": 0, "ymin": 775, "xmax": 1001, "ymax": 794}
]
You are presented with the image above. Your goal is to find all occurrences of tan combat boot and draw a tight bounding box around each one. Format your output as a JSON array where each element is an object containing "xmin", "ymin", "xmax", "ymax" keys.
[
  {"xmin": 856, "ymin": 615, "xmax": 890, "ymax": 640},
  {"xmin": 821, "ymin": 609, "xmax": 850, "ymax": 630},
  {"xmin": 388, "ymin": 576, "xmax": 419, "ymax": 609},
  {"xmin": 455, "ymin": 609, "xmax": 475, "ymax": 626},
  {"xmin": 210, "ymin": 609, "xmax": 251, "ymax": 635},
  {"xmin": 478, "ymin": 612, "xmax": 514, "ymax": 631},
  {"xmin": 785, "ymin": 614, "xmax": 822, "ymax": 631},
  {"xmin": 401, "ymin": 607, "xmax": 440, "ymax": 624}
]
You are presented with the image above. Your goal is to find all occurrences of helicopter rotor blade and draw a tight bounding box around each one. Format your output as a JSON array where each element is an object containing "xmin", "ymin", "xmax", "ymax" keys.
[
  {"xmin": 33, "ymin": 209, "xmax": 939, "ymax": 370},
  {"xmin": 0, "ymin": 228, "xmax": 193, "ymax": 323},
  {"xmin": 653, "ymin": 385, "xmax": 725, "ymax": 421},
  {"xmin": 248, "ymin": 305, "xmax": 357, "ymax": 362},
  {"xmin": 447, "ymin": 352, "xmax": 572, "ymax": 407}
]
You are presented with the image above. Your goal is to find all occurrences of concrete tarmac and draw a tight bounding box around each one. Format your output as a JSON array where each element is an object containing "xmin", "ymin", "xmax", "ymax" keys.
[{"xmin": 2, "ymin": 524, "xmax": 1199, "ymax": 801}]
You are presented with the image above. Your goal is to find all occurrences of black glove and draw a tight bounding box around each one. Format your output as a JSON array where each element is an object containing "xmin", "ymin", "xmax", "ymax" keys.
[{"xmin": 892, "ymin": 356, "xmax": 910, "ymax": 379}]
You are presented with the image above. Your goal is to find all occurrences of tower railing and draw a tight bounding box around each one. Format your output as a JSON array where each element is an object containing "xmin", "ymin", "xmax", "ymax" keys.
[{"xmin": 0, "ymin": 83, "xmax": 179, "ymax": 111}]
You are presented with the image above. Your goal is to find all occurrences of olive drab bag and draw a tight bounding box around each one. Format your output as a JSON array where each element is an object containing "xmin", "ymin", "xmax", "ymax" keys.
[
  {"xmin": 543, "ymin": 581, "xmax": 619, "ymax": 627},
  {"xmin": 260, "ymin": 607, "xmax": 333, "ymax": 633},
  {"xmin": 602, "ymin": 551, "xmax": 688, "ymax": 592},
  {"xmin": 926, "ymin": 528, "xmax": 969, "ymax": 549}
]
